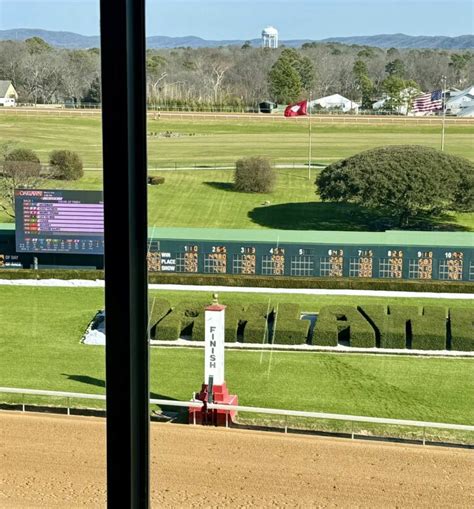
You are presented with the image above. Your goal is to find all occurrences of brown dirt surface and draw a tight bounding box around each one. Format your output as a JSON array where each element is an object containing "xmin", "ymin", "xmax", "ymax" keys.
[{"xmin": 1, "ymin": 411, "xmax": 473, "ymax": 508}]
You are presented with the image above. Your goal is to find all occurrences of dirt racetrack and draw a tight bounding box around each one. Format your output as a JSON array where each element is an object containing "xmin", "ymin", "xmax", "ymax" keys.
[{"xmin": 1, "ymin": 412, "xmax": 473, "ymax": 508}]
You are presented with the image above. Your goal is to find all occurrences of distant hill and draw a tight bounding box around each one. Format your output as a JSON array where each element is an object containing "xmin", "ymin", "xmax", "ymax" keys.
[
  {"xmin": 0, "ymin": 28, "xmax": 99, "ymax": 49},
  {"xmin": 0, "ymin": 28, "xmax": 472, "ymax": 50},
  {"xmin": 321, "ymin": 33, "xmax": 474, "ymax": 50}
]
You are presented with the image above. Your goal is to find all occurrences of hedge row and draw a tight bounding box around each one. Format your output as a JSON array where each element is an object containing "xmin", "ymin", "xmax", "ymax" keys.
[
  {"xmin": 273, "ymin": 303, "xmax": 310, "ymax": 345},
  {"xmin": 2, "ymin": 269, "xmax": 473, "ymax": 294},
  {"xmin": 450, "ymin": 308, "xmax": 474, "ymax": 351},
  {"xmin": 147, "ymin": 301, "xmax": 473, "ymax": 351},
  {"xmin": 355, "ymin": 305, "xmax": 450, "ymax": 350},
  {"xmin": 313, "ymin": 306, "xmax": 376, "ymax": 348}
]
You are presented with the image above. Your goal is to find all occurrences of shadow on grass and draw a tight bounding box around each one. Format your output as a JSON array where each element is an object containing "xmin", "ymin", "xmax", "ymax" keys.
[
  {"xmin": 248, "ymin": 202, "xmax": 471, "ymax": 231},
  {"xmin": 248, "ymin": 202, "xmax": 385, "ymax": 231},
  {"xmin": 203, "ymin": 181, "xmax": 235, "ymax": 192},
  {"xmin": 62, "ymin": 374, "xmax": 179, "ymax": 413}
]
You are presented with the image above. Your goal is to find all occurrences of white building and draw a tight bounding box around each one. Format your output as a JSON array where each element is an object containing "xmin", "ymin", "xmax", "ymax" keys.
[
  {"xmin": 262, "ymin": 26, "xmax": 278, "ymax": 49},
  {"xmin": 457, "ymin": 101, "xmax": 474, "ymax": 117},
  {"xmin": 312, "ymin": 94, "xmax": 359, "ymax": 113},
  {"xmin": 0, "ymin": 80, "xmax": 18, "ymax": 107},
  {"xmin": 446, "ymin": 86, "xmax": 474, "ymax": 115}
]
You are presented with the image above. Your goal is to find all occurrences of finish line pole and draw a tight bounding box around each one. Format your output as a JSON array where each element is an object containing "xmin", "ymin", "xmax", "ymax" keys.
[
  {"xmin": 100, "ymin": 0, "xmax": 149, "ymax": 507},
  {"xmin": 308, "ymin": 91, "xmax": 312, "ymax": 180},
  {"xmin": 441, "ymin": 75, "xmax": 447, "ymax": 152}
]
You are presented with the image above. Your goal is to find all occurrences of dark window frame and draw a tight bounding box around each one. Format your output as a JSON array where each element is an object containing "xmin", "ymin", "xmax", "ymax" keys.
[{"xmin": 100, "ymin": 0, "xmax": 150, "ymax": 506}]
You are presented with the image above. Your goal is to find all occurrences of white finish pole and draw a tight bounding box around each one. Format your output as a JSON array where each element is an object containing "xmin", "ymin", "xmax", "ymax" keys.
[{"xmin": 204, "ymin": 300, "xmax": 226, "ymax": 385}]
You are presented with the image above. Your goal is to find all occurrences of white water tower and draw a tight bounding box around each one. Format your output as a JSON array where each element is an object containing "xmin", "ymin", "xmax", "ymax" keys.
[{"xmin": 262, "ymin": 26, "xmax": 279, "ymax": 49}]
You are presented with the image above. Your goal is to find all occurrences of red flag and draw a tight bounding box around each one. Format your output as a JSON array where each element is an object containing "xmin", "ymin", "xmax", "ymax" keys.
[{"xmin": 284, "ymin": 100, "xmax": 308, "ymax": 117}]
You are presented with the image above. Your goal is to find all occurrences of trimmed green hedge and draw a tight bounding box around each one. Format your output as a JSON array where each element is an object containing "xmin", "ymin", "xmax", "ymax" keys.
[
  {"xmin": 175, "ymin": 301, "xmax": 203, "ymax": 337},
  {"xmin": 153, "ymin": 313, "xmax": 182, "ymax": 341},
  {"xmin": 242, "ymin": 303, "xmax": 272, "ymax": 343},
  {"xmin": 359, "ymin": 305, "xmax": 405, "ymax": 349},
  {"xmin": 150, "ymin": 301, "xmax": 470, "ymax": 350},
  {"xmin": 313, "ymin": 306, "xmax": 375, "ymax": 348},
  {"xmin": 411, "ymin": 306, "xmax": 446, "ymax": 350},
  {"xmin": 149, "ymin": 298, "xmax": 171, "ymax": 324},
  {"xmin": 224, "ymin": 305, "xmax": 246, "ymax": 343},
  {"xmin": 2, "ymin": 269, "xmax": 473, "ymax": 293},
  {"xmin": 242, "ymin": 318, "xmax": 268, "ymax": 343},
  {"xmin": 190, "ymin": 314, "xmax": 205, "ymax": 341},
  {"xmin": 273, "ymin": 303, "xmax": 309, "ymax": 345},
  {"xmin": 450, "ymin": 308, "xmax": 474, "ymax": 351}
]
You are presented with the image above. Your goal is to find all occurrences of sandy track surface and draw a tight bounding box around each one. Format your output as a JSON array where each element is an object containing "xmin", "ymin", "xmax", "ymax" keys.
[{"xmin": 1, "ymin": 412, "xmax": 473, "ymax": 508}]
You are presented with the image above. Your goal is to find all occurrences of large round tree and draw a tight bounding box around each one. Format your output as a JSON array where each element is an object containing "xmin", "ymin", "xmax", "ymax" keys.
[{"xmin": 316, "ymin": 145, "xmax": 474, "ymax": 227}]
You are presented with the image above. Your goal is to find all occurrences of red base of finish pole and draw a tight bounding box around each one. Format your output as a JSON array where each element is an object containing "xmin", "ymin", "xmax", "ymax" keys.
[{"xmin": 189, "ymin": 382, "xmax": 238, "ymax": 426}]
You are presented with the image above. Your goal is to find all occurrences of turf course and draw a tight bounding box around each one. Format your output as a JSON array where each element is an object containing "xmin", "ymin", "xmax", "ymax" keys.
[
  {"xmin": 1, "ymin": 286, "xmax": 473, "ymax": 429},
  {"xmin": 1, "ymin": 113, "xmax": 473, "ymax": 167},
  {"xmin": 1, "ymin": 113, "xmax": 472, "ymax": 230}
]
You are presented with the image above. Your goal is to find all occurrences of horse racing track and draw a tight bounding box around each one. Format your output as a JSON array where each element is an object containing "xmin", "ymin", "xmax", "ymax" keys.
[{"xmin": 2, "ymin": 412, "xmax": 473, "ymax": 507}]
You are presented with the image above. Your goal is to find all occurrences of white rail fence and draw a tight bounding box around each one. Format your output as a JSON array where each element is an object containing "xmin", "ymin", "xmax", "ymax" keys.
[{"xmin": 1, "ymin": 387, "xmax": 473, "ymax": 445}]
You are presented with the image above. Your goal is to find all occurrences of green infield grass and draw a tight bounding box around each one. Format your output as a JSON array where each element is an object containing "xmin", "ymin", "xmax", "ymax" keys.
[
  {"xmin": 1, "ymin": 286, "xmax": 473, "ymax": 434},
  {"xmin": 1, "ymin": 167, "xmax": 473, "ymax": 230},
  {"xmin": 1, "ymin": 114, "xmax": 473, "ymax": 168},
  {"xmin": 1, "ymin": 114, "xmax": 473, "ymax": 229}
]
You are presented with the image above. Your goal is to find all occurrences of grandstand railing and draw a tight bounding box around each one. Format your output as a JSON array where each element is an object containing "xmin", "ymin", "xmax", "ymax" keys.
[{"xmin": 1, "ymin": 387, "xmax": 473, "ymax": 445}]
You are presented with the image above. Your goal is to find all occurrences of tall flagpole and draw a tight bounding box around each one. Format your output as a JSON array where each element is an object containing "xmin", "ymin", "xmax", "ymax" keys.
[
  {"xmin": 308, "ymin": 91, "xmax": 312, "ymax": 180},
  {"xmin": 441, "ymin": 75, "xmax": 447, "ymax": 152}
]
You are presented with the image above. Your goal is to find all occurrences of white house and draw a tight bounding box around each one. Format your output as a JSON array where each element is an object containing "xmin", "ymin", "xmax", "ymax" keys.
[
  {"xmin": 446, "ymin": 86, "xmax": 474, "ymax": 115},
  {"xmin": 0, "ymin": 80, "xmax": 18, "ymax": 107},
  {"xmin": 372, "ymin": 87, "xmax": 420, "ymax": 115},
  {"xmin": 312, "ymin": 94, "xmax": 358, "ymax": 113},
  {"xmin": 457, "ymin": 101, "xmax": 474, "ymax": 117}
]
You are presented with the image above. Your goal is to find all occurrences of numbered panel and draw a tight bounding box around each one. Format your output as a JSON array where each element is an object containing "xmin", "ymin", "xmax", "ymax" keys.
[
  {"xmin": 320, "ymin": 249, "xmax": 344, "ymax": 277},
  {"xmin": 204, "ymin": 246, "xmax": 227, "ymax": 273},
  {"xmin": 349, "ymin": 249, "xmax": 373, "ymax": 278},
  {"xmin": 232, "ymin": 247, "xmax": 256, "ymax": 274},
  {"xmin": 439, "ymin": 251, "xmax": 463, "ymax": 280},
  {"xmin": 408, "ymin": 251, "xmax": 433, "ymax": 280},
  {"xmin": 379, "ymin": 250, "xmax": 403, "ymax": 279},
  {"xmin": 262, "ymin": 247, "xmax": 285, "ymax": 275}
]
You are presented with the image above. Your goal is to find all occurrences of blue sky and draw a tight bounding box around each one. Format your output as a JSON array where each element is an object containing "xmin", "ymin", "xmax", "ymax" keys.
[{"xmin": 0, "ymin": 0, "xmax": 472, "ymax": 39}]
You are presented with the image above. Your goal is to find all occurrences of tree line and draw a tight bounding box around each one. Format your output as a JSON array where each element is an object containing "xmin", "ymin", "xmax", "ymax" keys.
[{"xmin": 0, "ymin": 36, "xmax": 473, "ymax": 110}]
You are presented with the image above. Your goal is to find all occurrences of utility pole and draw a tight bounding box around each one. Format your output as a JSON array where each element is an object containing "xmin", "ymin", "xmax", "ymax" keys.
[
  {"xmin": 441, "ymin": 75, "xmax": 447, "ymax": 152},
  {"xmin": 308, "ymin": 91, "xmax": 312, "ymax": 180}
]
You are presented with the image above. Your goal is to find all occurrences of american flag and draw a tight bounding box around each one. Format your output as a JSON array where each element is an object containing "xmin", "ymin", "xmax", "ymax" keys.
[{"xmin": 412, "ymin": 90, "xmax": 443, "ymax": 113}]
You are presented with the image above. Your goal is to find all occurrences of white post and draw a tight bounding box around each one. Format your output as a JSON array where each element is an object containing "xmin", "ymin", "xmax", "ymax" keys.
[
  {"xmin": 441, "ymin": 76, "xmax": 447, "ymax": 152},
  {"xmin": 204, "ymin": 296, "xmax": 226, "ymax": 386},
  {"xmin": 308, "ymin": 92, "xmax": 312, "ymax": 180}
]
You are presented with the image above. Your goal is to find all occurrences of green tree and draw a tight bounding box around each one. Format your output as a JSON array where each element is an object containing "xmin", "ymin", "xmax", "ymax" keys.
[
  {"xmin": 449, "ymin": 53, "xmax": 472, "ymax": 86},
  {"xmin": 353, "ymin": 60, "xmax": 374, "ymax": 109},
  {"xmin": 0, "ymin": 148, "xmax": 42, "ymax": 218},
  {"xmin": 386, "ymin": 47, "xmax": 399, "ymax": 58},
  {"xmin": 315, "ymin": 145, "xmax": 474, "ymax": 227},
  {"xmin": 357, "ymin": 47, "xmax": 375, "ymax": 59},
  {"xmin": 49, "ymin": 150, "xmax": 84, "ymax": 180},
  {"xmin": 268, "ymin": 48, "xmax": 315, "ymax": 103},
  {"xmin": 385, "ymin": 59, "xmax": 405, "ymax": 78},
  {"xmin": 234, "ymin": 156, "xmax": 276, "ymax": 193},
  {"xmin": 277, "ymin": 49, "xmax": 315, "ymax": 91},
  {"xmin": 25, "ymin": 36, "xmax": 52, "ymax": 54},
  {"xmin": 82, "ymin": 76, "xmax": 101, "ymax": 103},
  {"xmin": 268, "ymin": 54, "xmax": 302, "ymax": 103},
  {"xmin": 381, "ymin": 76, "xmax": 419, "ymax": 113}
]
